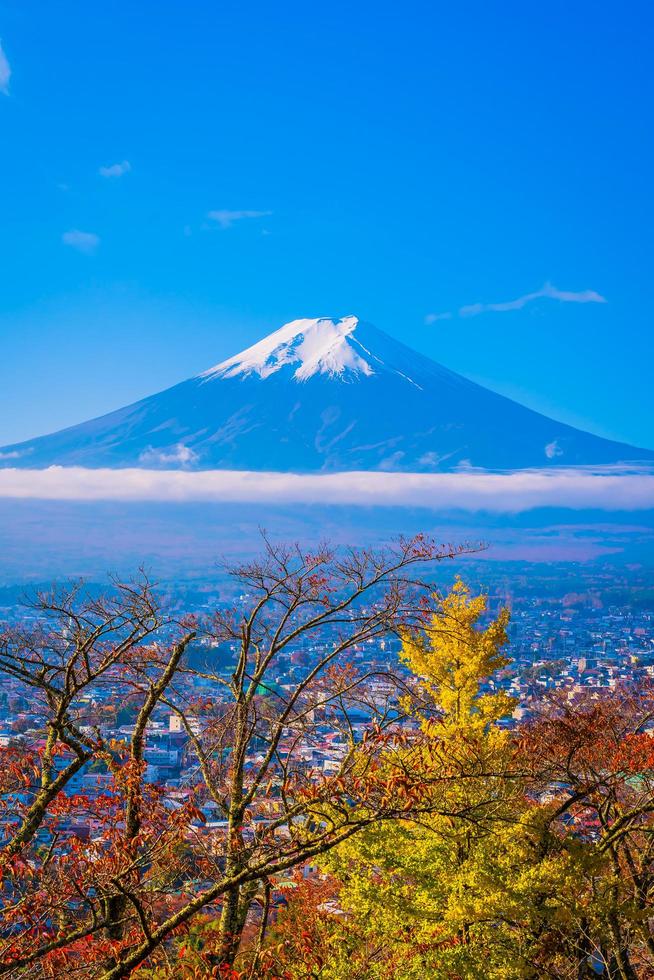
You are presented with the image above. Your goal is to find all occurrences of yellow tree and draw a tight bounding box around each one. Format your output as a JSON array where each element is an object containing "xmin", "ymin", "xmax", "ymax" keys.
[
  {"xmin": 260, "ymin": 580, "xmax": 530, "ymax": 978},
  {"xmin": 312, "ymin": 582, "xmax": 607, "ymax": 979},
  {"xmin": 257, "ymin": 584, "xmax": 654, "ymax": 980}
]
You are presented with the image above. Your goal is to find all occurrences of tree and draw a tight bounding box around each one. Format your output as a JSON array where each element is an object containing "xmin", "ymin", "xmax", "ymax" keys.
[
  {"xmin": 261, "ymin": 579, "xmax": 524, "ymax": 978},
  {"xmin": 261, "ymin": 594, "xmax": 654, "ymax": 980},
  {"xmin": 0, "ymin": 535, "xmax": 474, "ymax": 978},
  {"xmin": 518, "ymin": 684, "xmax": 654, "ymax": 979},
  {"xmin": 0, "ymin": 576, "xmax": 198, "ymax": 976}
]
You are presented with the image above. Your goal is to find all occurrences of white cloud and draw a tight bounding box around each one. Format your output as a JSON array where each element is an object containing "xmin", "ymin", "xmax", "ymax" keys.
[
  {"xmin": 138, "ymin": 444, "xmax": 199, "ymax": 467},
  {"xmin": 0, "ymin": 40, "xmax": 10, "ymax": 94},
  {"xmin": 426, "ymin": 282, "xmax": 607, "ymax": 324},
  {"xmin": 207, "ymin": 209, "xmax": 272, "ymax": 229},
  {"xmin": 544, "ymin": 440, "xmax": 564, "ymax": 460},
  {"xmin": 62, "ymin": 229, "xmax": 100, "ymax": 254},
  {"xmin": 460, "ymin": 282, "xmax": 606, "ymax": 317},
  {"xmin": 99, "ymin": 160, "xmax": 131, "ymax": 178},
  {"xmin": 0, "ymin": 466, "xmax": 652, "ymax": 513}
]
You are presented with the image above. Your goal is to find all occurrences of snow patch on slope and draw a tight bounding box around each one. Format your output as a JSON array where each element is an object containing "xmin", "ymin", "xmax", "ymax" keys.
[{"xmin": 201, "ymin": 316, "xmax": 375, "ymax": 383}]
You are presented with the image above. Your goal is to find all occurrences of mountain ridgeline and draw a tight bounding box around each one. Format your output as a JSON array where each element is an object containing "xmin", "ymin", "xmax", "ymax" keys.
[{"xmin": 2, "ymin": 316, "xmax": 651, "ymax": 472}]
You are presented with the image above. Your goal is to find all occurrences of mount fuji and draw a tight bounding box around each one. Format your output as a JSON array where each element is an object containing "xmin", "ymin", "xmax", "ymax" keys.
[{"xmin": 2, "ymin": 315, "xmax": 652, "ymax": 473}]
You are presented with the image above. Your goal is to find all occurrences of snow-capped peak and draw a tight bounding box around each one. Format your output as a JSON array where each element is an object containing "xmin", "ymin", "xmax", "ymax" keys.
[{"xmin": 200, "ymin": 315, "xmax": 376, "ymax": 383}]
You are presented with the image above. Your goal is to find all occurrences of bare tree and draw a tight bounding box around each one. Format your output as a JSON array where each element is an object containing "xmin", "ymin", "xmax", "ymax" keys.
[{"xmin": 143, "ymin": 534, "xmax": 478, "ymax": 974}]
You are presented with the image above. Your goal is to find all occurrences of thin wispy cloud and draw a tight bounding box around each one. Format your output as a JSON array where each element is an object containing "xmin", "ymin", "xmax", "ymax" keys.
[
  {"xmin": 0, "ymin": 466, "xmax": 651, "ymax": 513},
  {"xmin": 207, "ymin": 209, "xmax": 272, "ymax": 229},
  {"xmin": 62, "ymin": 230, "xmax": 100, "ymax": 254},
  {"xmin": 0, "ymin": 40, "xmax": 11, "ymax": 95},
  {"xmin": 426, "ymin": 282, "xmax": 607, "ymax": 324},
  {"xmin": 99, "ymin": 160, "xmax": 131, "ymax": 178}
]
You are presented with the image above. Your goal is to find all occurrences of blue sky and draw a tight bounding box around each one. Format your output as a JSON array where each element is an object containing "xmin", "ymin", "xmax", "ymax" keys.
[{"xmin": 0, "ymin": 0, "xmax": 652, "ymax": 449}]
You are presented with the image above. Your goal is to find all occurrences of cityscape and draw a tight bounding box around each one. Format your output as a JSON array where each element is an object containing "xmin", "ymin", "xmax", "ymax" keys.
[{"xmin": 1, "ymin": 560, "xmax": 652, "ymax": 813}]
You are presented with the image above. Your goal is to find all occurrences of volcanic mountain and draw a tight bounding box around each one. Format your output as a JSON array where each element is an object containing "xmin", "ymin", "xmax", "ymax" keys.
[{"xmin": 2, "ymin": 316, "xmax": 651, "ymax": 473}]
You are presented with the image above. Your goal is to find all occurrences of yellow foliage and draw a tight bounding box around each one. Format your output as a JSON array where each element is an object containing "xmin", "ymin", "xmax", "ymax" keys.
[
  {"xmin": 322, "ymin": 580, "xmax": 543, "ymax": 977},
  {"xmin": 400, "ymin": 577, "xmax": 514, "ymax": 729}
]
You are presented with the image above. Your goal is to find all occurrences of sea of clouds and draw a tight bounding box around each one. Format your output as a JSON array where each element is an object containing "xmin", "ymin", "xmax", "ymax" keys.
[{"xmin": 0, "ymin": 466, "xmax": 652, "ymax": 513}]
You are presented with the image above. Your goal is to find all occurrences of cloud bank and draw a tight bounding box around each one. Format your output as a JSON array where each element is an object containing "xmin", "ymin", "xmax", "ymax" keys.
[
  {"xmin": 426, "ymin": 282, "xmax": 606, "ymax": 323},
  {"xmin": 0, "ymin": 467, "xmax": 652, "ymax": 513},
  {"xmin": 0, "ymin": 40, "xmax": 10, "ymax": 94}
]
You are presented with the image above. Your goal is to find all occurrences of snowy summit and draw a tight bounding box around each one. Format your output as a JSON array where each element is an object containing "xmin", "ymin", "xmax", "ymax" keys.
[{"xmin": 202, "ymin": 316, "xmax": 380, "ymax": 383}]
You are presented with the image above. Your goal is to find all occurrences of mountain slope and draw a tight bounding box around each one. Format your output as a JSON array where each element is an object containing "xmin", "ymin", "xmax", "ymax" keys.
[{"xmin": 1, "ymin": 316, "xmax": 651, "ymax": 473}]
